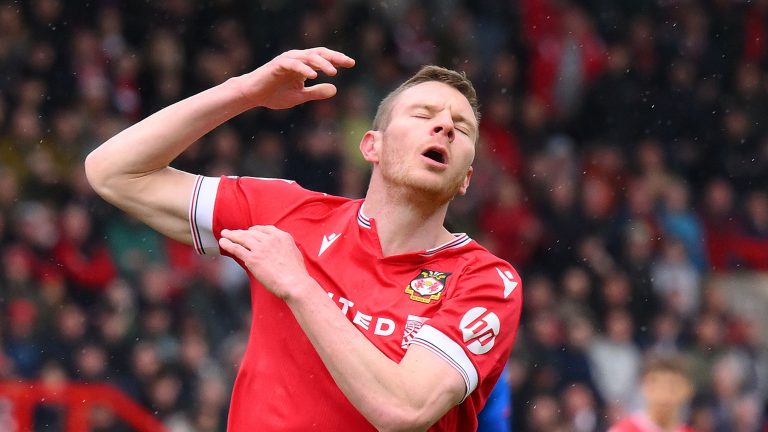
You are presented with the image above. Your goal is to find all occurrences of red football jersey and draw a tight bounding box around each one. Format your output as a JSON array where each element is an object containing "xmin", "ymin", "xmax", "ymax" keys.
[
  {"xmin": 189, "ymin": 176, "xmax": 523, "ymax": 431},
  {"xmin": 609, "ymin": 414, "xmax": 695, "ymax": 432}
]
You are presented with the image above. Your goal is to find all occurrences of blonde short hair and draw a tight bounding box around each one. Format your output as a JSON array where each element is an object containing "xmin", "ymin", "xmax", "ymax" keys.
[{"xmin": 372, "ymin": 66, "xmax": 480, "ymax": 133}]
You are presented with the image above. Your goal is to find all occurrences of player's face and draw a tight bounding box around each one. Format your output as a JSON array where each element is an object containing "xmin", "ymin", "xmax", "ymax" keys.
[
  {"xmin": 375, "ymin": 81, "xmax": 476, "ymax": 203},
  {"xmin": 641, "ymin": 371, "xmax": 693, "ymax": 413}
]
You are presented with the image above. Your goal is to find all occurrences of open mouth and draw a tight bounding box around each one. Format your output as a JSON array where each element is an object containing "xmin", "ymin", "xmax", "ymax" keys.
[{"xmin": 422, "ymin": 147, "xmax": 447, "ymax": 165}]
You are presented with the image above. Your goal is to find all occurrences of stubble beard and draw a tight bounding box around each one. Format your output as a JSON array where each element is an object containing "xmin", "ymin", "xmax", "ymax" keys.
[{"xmin": 380, "ymin": 150, "xmax": 466, "ymax": 207}]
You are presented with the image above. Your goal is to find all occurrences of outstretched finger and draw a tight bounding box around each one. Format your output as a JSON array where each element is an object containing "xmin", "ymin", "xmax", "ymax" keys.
[
  {"xmin": 309, "ymin": 47, "xmax": 355, "ymax": 68},
  {"xmin": 279, "ymin": 58, "xmax": 318, "ymax": 80},
  {"xmin": 305, "ymin": 52, "xmax": 338, "ymax": 76}
]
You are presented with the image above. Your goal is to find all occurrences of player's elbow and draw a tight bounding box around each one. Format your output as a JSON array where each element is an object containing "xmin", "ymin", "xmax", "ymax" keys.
[
  {"xmin": 371, "ymin": 405, "xmax": 434, "ymax": 432},
  {"xmin": 84, "ymin": 147, "xmax": 130, "ymax": 204},
  {"xmin": 84, "ymin": 149, "xmax": 110, "ymax": 197}
]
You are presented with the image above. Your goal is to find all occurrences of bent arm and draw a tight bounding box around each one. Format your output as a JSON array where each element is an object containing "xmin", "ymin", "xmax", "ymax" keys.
[
  {"xmin": 85, "ymin": 48, "xmax": 354, "ymax": 244},
  {"xmin": 84, "ymin": 79, "xmax": 253, "ymax": 242},
  {"xmin": 286, "ymin": 278, "xmax": 466, "ymax": 432}
]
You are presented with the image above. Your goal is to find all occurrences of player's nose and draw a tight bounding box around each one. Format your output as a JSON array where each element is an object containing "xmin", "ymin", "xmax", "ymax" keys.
[{"xmin": 431, "ymin": 112, "xmax": 455, "ymax": 141}]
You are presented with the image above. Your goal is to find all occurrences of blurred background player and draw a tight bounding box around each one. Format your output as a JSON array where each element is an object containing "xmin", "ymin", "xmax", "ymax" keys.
[{"xmin": 609, "ymin": 355, "xmax": 695, "ymax": 432}]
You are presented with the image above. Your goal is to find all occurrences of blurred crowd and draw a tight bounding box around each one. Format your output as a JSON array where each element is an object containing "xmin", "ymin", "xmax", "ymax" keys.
[{"xmin": 1, "ymin": 0, "xmax": 767, "ymax": 431}]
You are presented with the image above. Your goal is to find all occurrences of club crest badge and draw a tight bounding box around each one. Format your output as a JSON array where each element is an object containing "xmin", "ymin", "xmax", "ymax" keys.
[{"xmin": 405, "ymin": 270, "xmax": 451, "ymax": 304}]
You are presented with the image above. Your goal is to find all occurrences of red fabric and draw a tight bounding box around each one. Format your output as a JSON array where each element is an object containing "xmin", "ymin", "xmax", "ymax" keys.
[
  {"xmin": 701, "ymin": 217, "xmax": 742, "ymax": 271},
  {"xmin": 164, "ymin": 237, "xmax": 199, "ymax": 281},
  {"xmin": 479, "ymin": 122, "xmax": 524, "ymax": 178},
  {"xmin": 733, "ymin": 235, "xmax": 768, "ymax": 270},
  {"xmin": 52, "ymin": 240, "xmax": 116, "ymax": 291},
  {"xmin": 744, "ymin": 5, "xmax": 767, "ymax": 63},
  {"xmin": 521, "ymin": 0, "xmax": 606, "ymax": 112},
  {"xmin": 519, "ymin": 0, "xmax": 560, "ymax": 42},
  {"xmin": 609, "ymin": 415, "xmax": 695, "ymax": 432},
  {"xmin": 478, "ymin": 201, "xmax": 540, "ymax": 267},
  {"xmin": 194, "ymin": 176, "xmax": 523, "ymax": 431}
]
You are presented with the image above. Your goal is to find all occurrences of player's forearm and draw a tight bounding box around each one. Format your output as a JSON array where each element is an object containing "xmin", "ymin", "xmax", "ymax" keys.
[
  {"xmin": 285, "ymin": 280, "xmax": 447, "ymax": 431},
  {"xmin": 85, "ymin": 76, "xmax": 253, "ymax": 189}
]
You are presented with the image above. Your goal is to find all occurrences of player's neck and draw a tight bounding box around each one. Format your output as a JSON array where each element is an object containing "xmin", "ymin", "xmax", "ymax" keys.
[
  {"xmin": 362, "ymin": 189, "xmax": 454, "ymax": 257},
  {"xmin": 646, "ymin": 407, "xmax": 683, "ymax": 431}
]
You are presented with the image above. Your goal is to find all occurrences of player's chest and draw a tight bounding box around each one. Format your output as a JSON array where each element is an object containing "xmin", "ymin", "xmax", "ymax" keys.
[{"xmin": 301, "ymin": 235, "xmax": 460, "ymax": 358}]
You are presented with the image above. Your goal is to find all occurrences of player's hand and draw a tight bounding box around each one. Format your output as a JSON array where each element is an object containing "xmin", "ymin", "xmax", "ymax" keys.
[
  {"xmin": 236, "ymin": 47, "xmax": 355, "ymax": 110},
  {"xmin": 218, "ymin": 225, "xmax": 311, "ymax": 299}
]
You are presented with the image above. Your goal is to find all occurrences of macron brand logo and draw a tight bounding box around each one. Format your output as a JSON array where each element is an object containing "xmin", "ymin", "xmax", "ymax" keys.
[
  {"xmin": 496, "ymin": 267, "xmax": 518, "ymax": 299},
  {"xmin": 319, "ymin": 233, "xmax": 341, "ymax": 256}
]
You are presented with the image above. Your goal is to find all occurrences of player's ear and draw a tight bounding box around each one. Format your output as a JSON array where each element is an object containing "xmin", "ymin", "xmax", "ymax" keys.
[
  {"xmin": 457, "ymin": 166, "xmax": 473, "ymax": 196},
  {"xmin": 360, "ymin": 130, "xmax": 381, "ymax": 163}
]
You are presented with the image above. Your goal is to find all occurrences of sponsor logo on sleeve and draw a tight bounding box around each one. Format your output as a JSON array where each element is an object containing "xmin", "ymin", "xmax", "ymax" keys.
[
  {"xmin": 460, "ymin": 307, "xmax": 500, "ymax": 355},
  {"xmin": 405, "ymin": 269, "xmax": 451, "ymax": 304},
  {"xmin": 496, "ymin": 267, "xmax": 518, "ymax": 299}
]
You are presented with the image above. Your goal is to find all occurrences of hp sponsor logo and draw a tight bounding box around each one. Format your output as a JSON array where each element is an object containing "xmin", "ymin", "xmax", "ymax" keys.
[{"xmin": 460, "ymin": 307, "xmax": 500, "ymax": 355}]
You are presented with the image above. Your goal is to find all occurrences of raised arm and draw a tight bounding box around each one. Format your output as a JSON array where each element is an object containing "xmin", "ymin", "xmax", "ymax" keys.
[{"xmin": 84, "ymin": 48, "xmax": 354, "ymax": 243}]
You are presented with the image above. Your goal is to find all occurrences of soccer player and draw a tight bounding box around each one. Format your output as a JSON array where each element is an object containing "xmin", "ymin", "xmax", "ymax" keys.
[
  {"xmin": 608, "ymin": 355, "xmax": 695, "ymax": 432},
  {"xmin": 85, "ymin": 47, "xmax": 523, "ymax": 431}
]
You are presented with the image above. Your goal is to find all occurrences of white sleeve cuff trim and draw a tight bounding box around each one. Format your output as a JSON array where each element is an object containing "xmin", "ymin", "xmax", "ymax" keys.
[
  {"xmin": 409, "ymin": 324, "xmax": 478, "ymax": 401},
  {"xmin": 189, "ymin": 176, "xmax": 221, "ymax": 255}
]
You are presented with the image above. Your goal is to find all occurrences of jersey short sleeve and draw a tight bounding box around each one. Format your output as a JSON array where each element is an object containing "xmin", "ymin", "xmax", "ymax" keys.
[
  {"xmin": 188, "ymin": 175, "xmax": 317, "ymax": 255},
  {"xmin": 409, "ymin": 260, "xmax": 522, "ymax": 401}
]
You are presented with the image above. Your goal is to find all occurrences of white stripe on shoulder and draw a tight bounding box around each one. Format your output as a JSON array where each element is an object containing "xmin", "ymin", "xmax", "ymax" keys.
[
  {"xmin": 422, "ymin": 234, "xmax": 471, "ymax": 256},
  {"xmin": 409, "ymin": 324, "xmax": 478, "ymax": 401},
  {"xmin": 189, "ymin": 176, "xmax": 221, "ymax": 255}
]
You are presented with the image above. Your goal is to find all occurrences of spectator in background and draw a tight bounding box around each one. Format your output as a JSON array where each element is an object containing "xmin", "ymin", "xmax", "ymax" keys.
[
  {"xmin": 698, "ymin": 177, "xmax": 741, "ymax": 271},
  {"xmin": 735, "ymin": 190, "xmax": 768, "ymax": 269},
  {"xmin": 609, "ymin": 355, "xmax": 695, "ymax": 432},
  {"xmin": 526, "ymin": 393, "xmax": 566, "ymax": 432},
  {"xmin": 561, "ymin": 382, "xmax": 601, "ymax": 432},
  {"xmin": 588, "ymin": 308, "xmax": 641, "ymax": 412},
  {"xmin": 478, "ymin": 174, "xmax": 542, "ymax": 268},
  {"xmin": 651, "ymin": 238, "xmax": 701, "ymax": 320},
  {"xmin": 657, "ymin": 177, "xmax": 707, "ymax": 272},
  {"xmin": 477, "ymin": 365, "xmax": 512, "ymax": 432},
  {"xmin": 53, "ymin": 202, "xmax": 116, "ymax": 306}
]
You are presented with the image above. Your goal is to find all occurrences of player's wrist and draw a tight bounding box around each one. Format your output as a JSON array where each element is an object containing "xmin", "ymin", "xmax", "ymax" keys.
[
  {"xmin": 226, "ymin": 72, "xmax": 267, "ymax": 110},
  {"xmin": 280, "ymin": 274, "xmax": 322, "ymax": 305}
]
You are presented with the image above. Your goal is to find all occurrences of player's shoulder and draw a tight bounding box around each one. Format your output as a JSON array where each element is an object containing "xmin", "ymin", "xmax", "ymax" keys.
[
  {"xmin": 225, "ymin": 175, "xmax": 352, "ymax": 207},
  {"xmin": 460, "ymin": 240, "xmax": 521, "ymax": 281},
  {"xmin": 449, "ymin": 240, "xmax": 522, "ymax": 300}
]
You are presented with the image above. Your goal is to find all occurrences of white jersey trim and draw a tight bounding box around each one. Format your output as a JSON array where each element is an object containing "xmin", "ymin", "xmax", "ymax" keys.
[
  {"xmin": 357, "ymin": 202, "xmax": 371, "ymax": 228},
  {"xmin": 357, "ymin": 203, "xmax": 472, "ymax": 255},
  {"xmin": 189, "ymin": 175, "xmax": 221, "ymax": 255},
  {"xmin": 422, "ymin": 234, "xmax": 471, "ymax": 256},
  {"xmin": 409, "ymin": 324, "xmax": 478, "ymax": 401}
]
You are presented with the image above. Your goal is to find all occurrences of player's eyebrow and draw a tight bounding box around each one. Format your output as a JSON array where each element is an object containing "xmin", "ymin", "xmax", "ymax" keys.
[{"xmin": 410, "ymin": 103, "xmax": 477, "ymax": 132}]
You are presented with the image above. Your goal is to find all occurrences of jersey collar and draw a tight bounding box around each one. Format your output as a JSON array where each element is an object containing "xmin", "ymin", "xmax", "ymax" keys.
[{"xmin": 357, "ymin": 202, "xmax": 472, "ymax": 257}]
